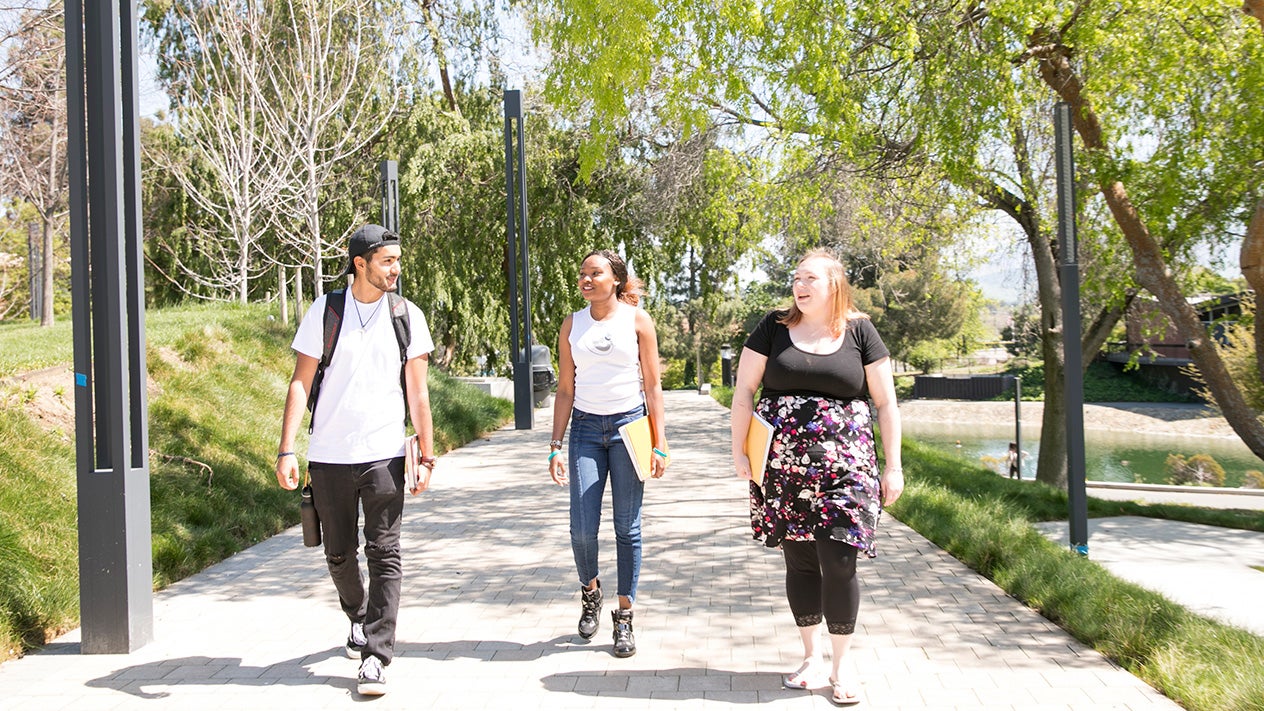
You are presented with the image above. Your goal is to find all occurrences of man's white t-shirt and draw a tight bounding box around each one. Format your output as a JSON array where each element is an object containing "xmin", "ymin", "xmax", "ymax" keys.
[{"xmin": 293, "ymin": 292, "xmax": 434, "ymax": 464}]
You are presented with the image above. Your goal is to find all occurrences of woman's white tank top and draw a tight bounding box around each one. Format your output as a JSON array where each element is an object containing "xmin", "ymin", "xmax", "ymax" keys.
[{"xmin": 569, "ymin": 303, "xmax": 644, "ymax": 415}]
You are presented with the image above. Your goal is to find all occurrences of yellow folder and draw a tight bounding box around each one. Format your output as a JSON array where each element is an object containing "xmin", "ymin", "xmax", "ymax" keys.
[
  {"xmin": 619, "ymin": 415, "xmax": 666, "ymax": 481},
  {"xmin": 745, "ymin": 412, "xmax": 774, "ymax": 486}
]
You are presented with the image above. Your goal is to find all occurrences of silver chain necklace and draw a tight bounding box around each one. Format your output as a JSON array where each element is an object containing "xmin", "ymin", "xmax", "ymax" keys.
[{"xmin": 352, "ymin": 295, "xmax": 385, "ymax": 329}]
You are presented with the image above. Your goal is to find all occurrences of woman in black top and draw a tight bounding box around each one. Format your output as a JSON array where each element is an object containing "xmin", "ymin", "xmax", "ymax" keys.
[{"xmin": 730, "ymin": 250, "xmax": 903, "ymax": 706}]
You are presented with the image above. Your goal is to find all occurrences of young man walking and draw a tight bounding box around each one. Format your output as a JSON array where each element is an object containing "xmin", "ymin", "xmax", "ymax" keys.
[{"xmin": 275, "ymin": 224, "xmax": 436, "ymax": 696}]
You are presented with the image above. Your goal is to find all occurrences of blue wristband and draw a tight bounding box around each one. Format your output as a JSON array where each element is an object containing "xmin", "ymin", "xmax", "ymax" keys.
[
  {"xmin": 653, "ymin": 447, "xmax": 668, "ymax": 458},
  {"xmin": 548, "ymin": 450, "xmax": 560, "ymax": 462}
]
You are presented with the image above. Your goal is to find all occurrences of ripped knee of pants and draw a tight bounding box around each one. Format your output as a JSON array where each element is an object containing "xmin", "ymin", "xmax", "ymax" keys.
[{"xmin": 364, "ymin": 541, "xmax": 400, "ymax": 559}]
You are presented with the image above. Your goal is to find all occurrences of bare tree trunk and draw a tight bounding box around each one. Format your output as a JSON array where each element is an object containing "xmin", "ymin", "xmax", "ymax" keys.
[
  {"xmin": 238, "ymin": 245, "xmax": 249, "ymax": 304},
  {"xmin": 1036, "ymin": 47, "xmax": 1264, "ymax": 461},
  {"xmin": 421, "ymin": 0, "xmax": 460, "ymax": 115},
  {"xmin": 40, "ymin": 216, "xmax": 54, "ymax": 326},
  {"xmin": 975, "ymin": 163, "xmax": 1083, "ymax": 487},
  {"xmin": 1239, "ymin": 0, "xmax": 1264, "ymax": 371},
  {"xmin": 1037, "ymin": 331, "xmax": 1069, "ymax": 487},
  {"xmin": 294, "ymin": 267, "xmax": 304, "ymax": 320},
  {"xmin": 309, "ymin": 199, "xmax": 324, "ymax": 298},
  {"xmin": 1243, "ymin": 197, "xmax": 1264, "ymax": 377},
  {"xmin": 1246, "ymin": 0, "xmax": 1264, "ymax": 31},
  {"xmin": 41, "ymin": 107, "xmax": 59, "ymax": 326},
  {"xmin": 1238, "ymin": 0, "xmax": 1258, "ymax": 377},
  {"xmin": 279, "ymin": 265, "xmax": 289, "ymax": 327}
]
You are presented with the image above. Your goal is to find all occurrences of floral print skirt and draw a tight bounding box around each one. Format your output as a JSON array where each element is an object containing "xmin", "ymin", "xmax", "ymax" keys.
[{"xmin": 749, "ymin": 394, "xmax": 883, "ymax": 558}]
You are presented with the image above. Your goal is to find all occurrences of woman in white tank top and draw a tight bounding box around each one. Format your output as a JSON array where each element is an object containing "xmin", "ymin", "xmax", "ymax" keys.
[{"xmin": 548, "ymin": 249, "xmax": 668, "ymax": 659}]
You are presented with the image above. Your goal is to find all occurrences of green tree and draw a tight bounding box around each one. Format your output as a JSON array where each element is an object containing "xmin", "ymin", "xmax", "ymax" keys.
[
  {"xmin": 389, "ymin": 89, "xmax": 654, "ymax": 373},
  {"xmin": 1003, "ymin": 301, "xmax": 1042, "ymax": 358},
  {"xmin": 143, "ymin": 0, "xmax": 406, "ymax": 297},
  {"xmin": 868, "ymin": 269, "xmax": 975, "ymax": 364},
  {"xmin": 653, "ymin": 137, "xmax": 767, "ymax": 384},
  {"xmin": 1014, "ymin": 3, "xmax": 1264, "ymax": 463},
  {"xmin": 529, "ymin": 0, "xmax": 1264, "ymax": 484},
  {"xmin": 143, "ymin": 0, "xmax": 293, "ymax": 302}
]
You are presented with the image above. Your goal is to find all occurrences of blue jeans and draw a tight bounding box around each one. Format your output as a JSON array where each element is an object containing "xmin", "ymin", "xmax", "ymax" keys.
[{"xmin": 568, "ymin": 406, "xmax": 646, "ymax": 602}]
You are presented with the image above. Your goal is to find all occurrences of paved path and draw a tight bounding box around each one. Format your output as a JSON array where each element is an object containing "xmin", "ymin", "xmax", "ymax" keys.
[
  {"xmin": 0, "ymin": 391, "xmax": 1182, "ymax": 710},
  {"xmin": 1083, "ymin": 480, "xmax": 1264, "ymax": 511},
  {"xmin": 1034, "ymin": 516, "xmax": 1264, "ymax": 637}
]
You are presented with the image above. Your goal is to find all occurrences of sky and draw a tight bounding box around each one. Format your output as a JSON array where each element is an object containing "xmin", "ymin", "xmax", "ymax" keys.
[
  {"xmin": 137, "ymin": 44, "xmax": 166, "ymax": 119},
  {"xmin": 970, "ymin": 233, "xmax": 1030, "ymax": 305}
]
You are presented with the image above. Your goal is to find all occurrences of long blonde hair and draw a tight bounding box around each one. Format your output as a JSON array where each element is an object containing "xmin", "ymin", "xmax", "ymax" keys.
[{"xmin": 778, "ymin": 249, "xmax": 866, "ymax": 337}]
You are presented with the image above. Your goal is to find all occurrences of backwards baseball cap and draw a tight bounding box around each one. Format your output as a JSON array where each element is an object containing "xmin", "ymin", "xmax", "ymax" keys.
[{"xmin": 344, "ymin": 224, "xmax": 400, "ymax": 275}]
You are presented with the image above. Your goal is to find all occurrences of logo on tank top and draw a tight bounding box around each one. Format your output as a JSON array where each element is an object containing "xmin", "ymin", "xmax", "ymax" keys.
[{"xmin": 584, "ymin": 325, "xmax": 615, "ymax": 355}]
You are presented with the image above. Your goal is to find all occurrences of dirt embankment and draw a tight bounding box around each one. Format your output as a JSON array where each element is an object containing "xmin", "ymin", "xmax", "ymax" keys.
[{"xmin": 1, "ymin": 365, "xmax": 76, "ymax": 439}]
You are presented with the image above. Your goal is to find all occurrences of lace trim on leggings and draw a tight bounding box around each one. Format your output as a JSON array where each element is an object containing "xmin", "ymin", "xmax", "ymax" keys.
[
  {"xmin": 793, "ymin": 613, "xmax": 822, "ymax": 628},
  {"xmin": 826, "ymin": 620, "xmax": 855, "ymax": 635}
]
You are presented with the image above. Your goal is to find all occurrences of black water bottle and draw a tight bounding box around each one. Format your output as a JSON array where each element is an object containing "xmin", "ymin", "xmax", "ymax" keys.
[{"xmin": 300, "ymin": 484, "xmax": 321, "ymax": 547}]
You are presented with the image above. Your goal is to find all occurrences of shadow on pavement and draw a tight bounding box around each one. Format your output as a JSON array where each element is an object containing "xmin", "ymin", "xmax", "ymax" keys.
[{"xmin": 84, "ymin": 649, "xmax": 347, "ymax": 698}]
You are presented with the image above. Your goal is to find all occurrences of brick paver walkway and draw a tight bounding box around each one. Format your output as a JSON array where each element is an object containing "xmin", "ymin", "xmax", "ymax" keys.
[{"xmin": 0, "ymin": 391, "xmax": 1179, "ymax": 710}]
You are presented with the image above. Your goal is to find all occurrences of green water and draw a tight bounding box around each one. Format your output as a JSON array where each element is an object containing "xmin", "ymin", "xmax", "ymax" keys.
[{"xmin": 906, "ymin": 424, "xmax": 1261, "ymax": 488}]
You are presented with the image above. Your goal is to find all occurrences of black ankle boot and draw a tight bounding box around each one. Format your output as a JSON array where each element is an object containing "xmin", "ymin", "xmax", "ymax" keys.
[
  {"xmin": 578, "ymin": 581, "xmax": 602, "ymax": 639},
  {"xmin": 611, "ymin": 608, "xmax": 635, "ymax": 657}
]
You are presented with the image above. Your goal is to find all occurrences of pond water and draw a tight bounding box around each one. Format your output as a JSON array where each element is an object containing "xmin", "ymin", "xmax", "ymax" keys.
[{"xmin": 904, "ymin": 421, "xmax": 1261, "ymax": 488}]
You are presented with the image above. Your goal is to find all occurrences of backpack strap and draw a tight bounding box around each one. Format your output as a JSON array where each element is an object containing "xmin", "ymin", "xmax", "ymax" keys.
[
  {"xmin": 306, "ymin": 289, "xmax": 346, "ymax": 433},
  {"xmin": 307, "ymin": 290, "xmax": 413, "ymax": 434},
  {"xmin": 388, "ymin": 292, "xmax": 412, "ymax": 399},
  {"xmin": 322, "ymin": 289, "xmax": 347, "ymax": 367}
]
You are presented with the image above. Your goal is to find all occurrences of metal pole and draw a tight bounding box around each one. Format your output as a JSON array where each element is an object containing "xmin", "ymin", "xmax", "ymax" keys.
[
  {"xmin": 1055, "ymin": 102, "xmax": 1088, "ymax": 557},
  {"xmin": 68, "ymin": 0, "xmax": 154, "ymax": 653},
  {"xmin": 379, "ymin": 160, "xmax": 399, "ymax": 234},
  {"xmin": 380, "ymin": 160, "xmax": 400, "ymax": 296},
  {"xmin": 516, "ymin": 97, "xmax": 533, "ymax": 414},
  {"xmin": 120, "ymin": 0, "xmax": 149, "ymax": 477},
  {"xmin": 1014, "ymin": 374, "xmax": 1022, "ymax": 480},
  {"xmin": 27, "ymin": 222, "xmax": 41, "ymax": 321},
  {"xmin": 504, "ymin": 89, "xmax": 532, "ymax": 428}
]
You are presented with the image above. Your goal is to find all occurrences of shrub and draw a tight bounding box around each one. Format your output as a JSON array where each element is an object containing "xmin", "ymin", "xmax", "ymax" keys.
[
  {"xmin": 1165, "ymin": 453, "xmax": 1226, "ymax": 487},
  {"xmin": 660, "ymin": 358, "xmax": 687, "ymax": 390},
  {"xmin": 1243, "ymin": 470, "xmax": 1264, "ymax": 490}
]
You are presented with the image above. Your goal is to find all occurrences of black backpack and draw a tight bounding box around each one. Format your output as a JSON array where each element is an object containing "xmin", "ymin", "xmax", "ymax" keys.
[{"xmin": 306, "ymin": 289, "xmax": 412, "ymax": 433}]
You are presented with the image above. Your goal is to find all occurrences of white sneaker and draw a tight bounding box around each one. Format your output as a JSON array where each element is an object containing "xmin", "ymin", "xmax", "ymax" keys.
[
  {"xmin": 357, "ymin": 655, "xmax": 386, "ymax": 696},
  {"xmin": 345, "ymin": 621, "xmax": 366, "ymax": 659}
]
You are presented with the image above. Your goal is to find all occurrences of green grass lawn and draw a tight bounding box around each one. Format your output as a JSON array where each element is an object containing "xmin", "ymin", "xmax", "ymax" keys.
[{"xmin": 0, "ymin": 302, "xmax": 511, "ymax": 659}]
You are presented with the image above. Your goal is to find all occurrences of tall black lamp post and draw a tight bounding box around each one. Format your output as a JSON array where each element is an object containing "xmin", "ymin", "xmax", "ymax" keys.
[
  {"xmin": 504, "ymin": 89, "xmax": 533, "ymax": 429},
  {"xmin": 66, "ymin": 0, "xmax": 154, "ymax": 652},
  {"xmin": 380, "ymin": 160, "xmax": 400, "ymax": 296},
  {"xmin": 1055, "ymin": 101, "xmax": 1089, "ymax": 557}
]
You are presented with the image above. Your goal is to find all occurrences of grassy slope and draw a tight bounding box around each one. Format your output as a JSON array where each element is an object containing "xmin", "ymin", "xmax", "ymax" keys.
[{"xmin": 0, "ymin": 303, "xmax": 511, "ymax": 659}]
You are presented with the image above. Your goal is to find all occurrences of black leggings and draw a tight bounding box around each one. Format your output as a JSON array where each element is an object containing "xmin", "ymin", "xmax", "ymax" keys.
[{"xmin": 782, "ymin": 538, "xmax": 860, "ymax": 636}]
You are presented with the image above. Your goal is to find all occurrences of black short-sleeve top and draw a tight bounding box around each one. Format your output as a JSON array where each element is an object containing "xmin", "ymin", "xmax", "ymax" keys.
[{"xmin": 743, "ymin": 310, "xmax": 890, "ymax": 401}]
